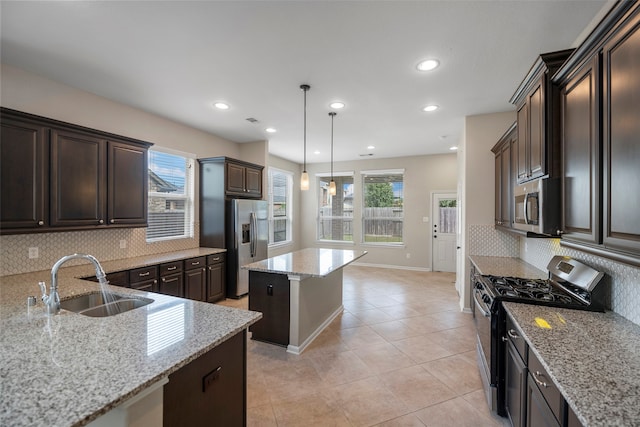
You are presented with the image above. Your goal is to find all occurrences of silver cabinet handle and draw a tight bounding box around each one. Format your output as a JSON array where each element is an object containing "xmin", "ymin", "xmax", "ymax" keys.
[
  {"xmin": 191, "ymin": 261, "xmax": 200, "ymax": 266},
  {"xmin": 211, "ymin": 257, "xmax": 220, "ymax": 261},
  {"xmin": 99, "ymin": 219, "xmax": 104, "ymax": 224},
  {"xmin": 533, "ymin": 371, "xmax": 548, "ymax": 388},
  {"xmin": 38, "ymin": 220, "xmax": 44, "ymax": 226},
  {"xmin": 167, "ymin": 266, "xmax": 177, "ymax": 271},
  {"xmin": 507, "ymin": 329, "xmax": 520, "ymax": 340},
  {"xmin": 139, "ymin": 271, "xmax": 150, "ymax": 277},
  {"xmin": 110, "ymin": 219, "xmax": 115, "ymax": 224}
]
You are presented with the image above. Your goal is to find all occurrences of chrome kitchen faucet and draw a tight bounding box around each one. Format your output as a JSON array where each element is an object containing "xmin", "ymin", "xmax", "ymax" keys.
[{"xmin": 38, "ymin": 254, "xmax": 107, "ymax": 315}]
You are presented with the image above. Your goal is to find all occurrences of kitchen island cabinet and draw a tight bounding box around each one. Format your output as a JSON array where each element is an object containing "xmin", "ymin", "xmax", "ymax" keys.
[
  {"xmin": 244, "ymin": 248, "xmax": 366, "ymax": 354},
  {"xmin": 0, "ymin": 261, "xmax": 261, "ymax": 427}
]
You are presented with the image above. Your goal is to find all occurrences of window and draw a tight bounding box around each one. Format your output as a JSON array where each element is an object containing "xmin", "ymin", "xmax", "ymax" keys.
[
  {"xmin": 146, "ymin": 149, "xmax": 194, "ymax": 241},
  {"xmin": 317, "ymin": 173, "xmax": 354, "ymax": 242},
  {"xmin": 362, "ymin": 169, "xmax": 404, "ymax": 244},
  {"xmin": 268, "ymin": 168, "xmax": 293, "ymax": 245}
]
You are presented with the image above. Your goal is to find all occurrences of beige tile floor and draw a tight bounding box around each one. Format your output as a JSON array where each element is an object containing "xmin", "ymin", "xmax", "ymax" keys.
[{"xmin": 218, "ymin": 265, "xmax": 509, "ymax": 427}]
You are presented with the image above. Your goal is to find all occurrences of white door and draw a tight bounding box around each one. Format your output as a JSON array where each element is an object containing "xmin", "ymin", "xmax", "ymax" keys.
[{"xmin": 432, "ymin": 193, "xmax": 457, "ymax": 272}]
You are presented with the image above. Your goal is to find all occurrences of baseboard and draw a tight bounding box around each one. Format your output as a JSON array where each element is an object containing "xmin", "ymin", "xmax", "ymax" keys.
[
  {"xmin": 286, "ymin": 305, "xmax": 343, "ymax": 355},
  {"xmin": 350, "ymin": 262, "xmax": 432, "ymax": 272}
]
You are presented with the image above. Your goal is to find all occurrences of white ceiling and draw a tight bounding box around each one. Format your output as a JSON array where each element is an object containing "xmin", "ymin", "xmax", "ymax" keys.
[{"xmin": 0, "ymin": 1, "xmax": 609, "ymax": 164}]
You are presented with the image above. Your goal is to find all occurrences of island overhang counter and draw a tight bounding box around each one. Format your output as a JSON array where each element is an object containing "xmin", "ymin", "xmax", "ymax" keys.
[{"xmin": 243, "ymin": 248, "xmax": 367, "ymax": 354}]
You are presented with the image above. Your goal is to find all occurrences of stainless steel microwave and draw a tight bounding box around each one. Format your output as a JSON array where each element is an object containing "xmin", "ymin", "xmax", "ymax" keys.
[{"xmin": 513, "ymin": 177, "xmax": 561, "ymax": 236}]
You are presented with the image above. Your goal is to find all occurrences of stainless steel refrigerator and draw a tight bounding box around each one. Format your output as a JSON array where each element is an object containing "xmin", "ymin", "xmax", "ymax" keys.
[{"xmin": 226, "ymin": 199, "xmax": 268, "ymax": 297}]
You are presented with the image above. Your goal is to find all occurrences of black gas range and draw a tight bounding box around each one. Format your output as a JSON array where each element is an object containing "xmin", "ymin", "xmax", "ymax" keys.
[{"xmin": 472, "ymin": 256, "xmax": 606, "ymax": 416}]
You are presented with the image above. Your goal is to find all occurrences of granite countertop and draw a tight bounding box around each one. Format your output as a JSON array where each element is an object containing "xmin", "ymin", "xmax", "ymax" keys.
[
  {"xmin": 243, "ymin": 248, "xmax": 368, "ymax": 277},
  {"xmin": 503, "ymin": 302, "xmax": 640, "ymax": 427},
  {"xmin": 0, "ymin": 249, "xmax": 261, "ymax": 427},
  {"xmin": 469, "ymin": 255, "xmax": 547, "ymax": 280}
]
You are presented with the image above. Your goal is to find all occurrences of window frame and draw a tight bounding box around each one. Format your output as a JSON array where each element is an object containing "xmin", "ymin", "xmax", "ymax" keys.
[
  {"xmin": 316, "ymin": 171, "xmax": 355, "ymax": 244},
  {"xmin": 360, "ymin": 169, "xmax": 405, "ymax": 246},
  {"xmin": 146, "ymin": 147, "xmax": 195, "ymax": 243},
  {"xmin": 268, "ymin": 167, "xmax": 293, "ymax": 247}
]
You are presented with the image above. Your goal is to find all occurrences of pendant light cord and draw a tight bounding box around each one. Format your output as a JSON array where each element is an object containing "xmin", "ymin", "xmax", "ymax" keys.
[
  {"xmin": 301, "ymin": 84, "xmax": 310, "ymax": 172},
  {"xmin": 329, "ymin": 112, "xmax": 336, "ymax": 180}
]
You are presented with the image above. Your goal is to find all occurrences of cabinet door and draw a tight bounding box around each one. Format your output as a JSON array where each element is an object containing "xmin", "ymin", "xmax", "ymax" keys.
[
  {"xmin": 164, "ymin": 330, "xmax": 246, "ymax": 427},
  {"xmin": 207, "ymin": 259, "xmax": 225, "ymax": 303},
  {"xmin": 528, "ymin": 76, "xmax": 546, "ymax": 179},
  {"xmin": 0, "ymin": 117, "xmax": 48, "ymax": 230},
  {"xmin": 245, "ymin": 166, "xmax": 263, "ymax": 197},
  {"xmin": 50, "ymin": 129, "xmax": 106, "ymax": 227},
  {"xmin": 561, "ymin": 56, "xmax": 601, "ymax": 244},
  {"xmin": 130, "ymin": 278, "xmax": 158, "ymax": 293},
  {"xmin": 108, "ymin": 141, "xmax": 148, "ymax": 226},
  {"xmin": 494, "ymin": 152, "xmax": 502, "ymax": 225},
  {"xmin": 160, "ymin": 272, "xmax": 184, "ymax": 297},
  {"xmin": 185, "ymin": 267, "xmax": 206, "ymax": 301},
  {"xmin": 248, "ymin": 271, "xmax": 290, "ymax": 346},
  {"xmin": 517, "ymin": 102, "xmax": 529, "ymax": 182},
  {"xmin": 602, "ymin": 9, "xmax": 640, "ymax": 254},
  {"xmin": 226, "ymin": 162, "xmax": 246, "ymax": 194},
  {"xmin": 506, "ymin": 341, "xmax": 527, "ymax": 427},
  {"xmin": 500, "ymin": 139, "xmax": 512, "ymax": 225},
  {"xmin": 526, "ymin": 372, "xmax": 561, "ymax": 427}
]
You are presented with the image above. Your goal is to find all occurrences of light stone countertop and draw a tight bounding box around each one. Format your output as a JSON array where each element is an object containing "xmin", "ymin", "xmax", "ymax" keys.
[
  {"xmin": 0, "ymin": 248, "xmax": 261, "ymax": 427},
  {"xmin": 469, "ymin": 255, "xmax": 547, "ymax": 280},
  {"xmin": 503, "ymin": 302, "xmax": 640, "ymax": 427},
  {"xmin": 242, "ymin": 247, "xmax": 368, "ymax": 277}
]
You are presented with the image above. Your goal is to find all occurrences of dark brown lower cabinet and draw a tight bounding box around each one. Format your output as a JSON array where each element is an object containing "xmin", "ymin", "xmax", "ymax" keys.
[
  {"xmin": 130, "ymin": 266, "xmax": 159, "ymax": 293},
  {"xmin": 526, "ymin": 371, "xmax": 561, "ymax": 427},
  {"xmin": 184, "ymin": 256, "xmax": 207, "ymax": 301},
  {"xmin": 526, "ymin": 347, "xmax": 563, "ymax": 427},
  {"xmin": 164, "ymin": 330, "xmax": 246, "ymax": 427},
  {"xmin": 248, "ymin": 271, "xmax": 290, "ymax": 346},
  {"xmin": 506, "ymin": 341, "xmax": 527, "ymax": 427},
  {"xmin": 206, "ymin": 254, "xmax": 226, "ymax": 303},
  {"xmin": 159, "ymin": 261, "xmax": 184, "ymax": 297}
]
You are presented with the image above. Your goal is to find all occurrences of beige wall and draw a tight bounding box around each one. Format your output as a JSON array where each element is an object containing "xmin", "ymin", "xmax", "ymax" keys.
[
  {"xmin": 298, "ymin": 154, "xmax": 458, "ymax": 270},
  {"xmin": 459, "ymin": 111, "xmax": 516, "ymax": 309}
]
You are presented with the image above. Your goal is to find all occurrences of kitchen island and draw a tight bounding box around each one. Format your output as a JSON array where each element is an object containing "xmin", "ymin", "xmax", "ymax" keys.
[
  {"xmin": 0, "ymin": 255, "xmax": 261, "ymax": 427},
  {"xmin": 243, "ymin": 248, "xmax": 366, "ymax": 354}
]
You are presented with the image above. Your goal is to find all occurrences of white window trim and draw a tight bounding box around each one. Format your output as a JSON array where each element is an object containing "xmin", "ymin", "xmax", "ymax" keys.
[
  {"xmin": 146, "ymin": 147, "xmax": 195, "ymax": 243},
  {"xmin": 268, "ymin": 167, "xmax": 293, "ymax": 246},
  {"xmin": 360, "ymin": 169, "xmax": 404, "ymax": 246}
]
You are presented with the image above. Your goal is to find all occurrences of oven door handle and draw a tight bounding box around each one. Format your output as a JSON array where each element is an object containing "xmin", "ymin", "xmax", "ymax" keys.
[{"xmin": 473, "ymin": 289, "xmax": 491, "ymax": 317}]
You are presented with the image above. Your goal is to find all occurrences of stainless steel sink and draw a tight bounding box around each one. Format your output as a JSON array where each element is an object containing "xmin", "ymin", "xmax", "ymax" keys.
[{"xmin": 60, "ymin": 291, "xmax": 153, "ymax": 317}]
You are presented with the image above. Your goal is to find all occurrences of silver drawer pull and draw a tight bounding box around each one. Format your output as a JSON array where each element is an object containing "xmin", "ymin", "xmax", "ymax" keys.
[
  {"xmin": 212, "ymin": 257, "xmax": 220, "ymax": 261},
  {"xmin": 507, "ymin": 329, "xmax": 520, "ymax": 340},
  {"xmin": 167, "ymin": 266, "xmax": 177, "ymax": 271},
  {"xmin": 139, "ymin": 272, "xmax": 150, "ymax": 277},
  {"xmin": 533, "ymin": 371, "xmax": 548, "ymax": 388},
  {"xmin": 191, "ymin": 261, "xmax": 200, "ymax": 266}
]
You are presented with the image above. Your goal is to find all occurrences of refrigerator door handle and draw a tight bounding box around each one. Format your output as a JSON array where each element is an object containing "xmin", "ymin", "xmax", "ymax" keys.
[{"xmin": 249, "ymin": 212, "xmax": 256, "ymax": 258}]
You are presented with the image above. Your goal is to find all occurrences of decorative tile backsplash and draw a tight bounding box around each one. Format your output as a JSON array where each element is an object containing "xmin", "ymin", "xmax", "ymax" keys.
[
  {"xmin": 0, "ymin": 224, "xmax": 200, "ymax": 276},
  {"xmin": 520, "ymin": 237, "xmax": 640, "ymax": 326},
  {"xmin": 468, "ymin": 224, "xmax": 519, "ymax": 257}
]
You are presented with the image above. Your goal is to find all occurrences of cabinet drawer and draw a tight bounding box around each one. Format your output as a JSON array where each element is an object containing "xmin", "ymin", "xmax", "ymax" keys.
[
  {"xmin": 185, "ymin": 256, "xmax": 206, "ymax": 270},
  {"xmin": 528, "ymin": 348, "xmax": 562, "ymax": 423},
  {"xmin": 129, "ymin": 265, "xmax": 158, "ymax": 283},
  {"xmin": 207, "ymin": 253, "xmax": 225, "ymax": 265},
  {"xmin": 106, "ymin": 271, "xmax": 128, "ymax": 287},
  {"xmin": 160, "ymin": 260, "xmax": 183, "ymax": 276},
  {"xmin": 506, "ymin": 314, "xmax": 528, "ymax": 363}
]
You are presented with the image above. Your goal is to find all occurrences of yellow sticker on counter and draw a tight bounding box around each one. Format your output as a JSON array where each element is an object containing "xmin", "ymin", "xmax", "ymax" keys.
[{"xmin": 534, "ymin": 317, "xmax": 552, "ymax": 329}]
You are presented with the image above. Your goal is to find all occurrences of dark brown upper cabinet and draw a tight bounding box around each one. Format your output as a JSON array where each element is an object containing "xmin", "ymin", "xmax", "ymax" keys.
[
  {"xmin": 0, "ymin": 115, "xmax": 48, "ymax": 230},
  {"xmin": 510, "ymin": 49, "xmax": 574, "ymax": 184},
  {"xmin": 553, "ymin": 0, "xmax": 640, "ymax": 264},
  {"xmin": 0, "ymin": 108, "xmax": 152, "ymax": 234},
  {"xmin": 225, "ymin": 158, "xmax": 263, "ymax": 198},
  {"xmin": 558, "ymin": 55, "xmax": 602, "ymax": 246},
  {"xmin": 602, "ymin": 3, "xmax": 640, "ymax": 255},
  {"xmin": 492, "ymin": 123, "xmax": 517, "ymax": 229}
]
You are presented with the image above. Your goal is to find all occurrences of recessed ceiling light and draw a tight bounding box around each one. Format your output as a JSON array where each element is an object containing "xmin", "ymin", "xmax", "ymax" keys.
[
  {"xmin": 329, "ymin": 101, "xmax": 345, "ymax": 109},
  {"xmin": 314, "ymin": 150, "xmax": 321, "ymax": 155},
  {"xmin": 265, "ymin": 127, "xmax": 277, "ymax": 133},
  {"xmin": 423, "ymin": 105, "xmax": 439, "ymax": 112},
  {"xmin": 449, "ymin": 146, "xmax": 458, "ymax": 151},
  {"xmin": 417, "ymin": 59, "xmax": 440, "ymax": 71},
  {"xmin": 367, "ymin": 145, "xmax": 375, "ymax": 150},
  {"xmin": 213, "ymin": 102, "xmax": 230, "ymax": 110}
]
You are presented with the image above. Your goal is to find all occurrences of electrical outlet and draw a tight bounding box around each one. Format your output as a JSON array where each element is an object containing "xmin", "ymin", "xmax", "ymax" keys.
[
  {"xmin": 406, "ymin": 253, "xmax": 411, "ymax": 259},
  {"xmin": 119, "ymin": 239, "xmax": 127, "ymax": 249},
  {"xmin": 28, "ymin": 247, "xmax": 39, "ymax": 259},
  {"xmin": 525, "ymin": 242, "xmax": 528, "ymax": 253},
  {"xmin": 422, "ymin": 216, "xmax": 429, "ymax": 223}
]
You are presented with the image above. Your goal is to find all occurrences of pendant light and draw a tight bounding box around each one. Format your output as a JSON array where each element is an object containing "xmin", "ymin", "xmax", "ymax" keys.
[
  {"xmin": 328, "ymin": 112, "xmax": 337, "ymax": 196},
  {"xmin": 300, "ymin": 84, "xmax": 310, "ymax": 191}
]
